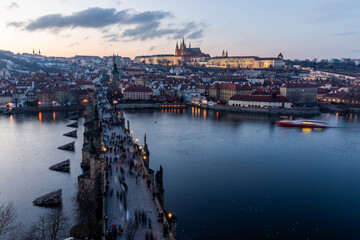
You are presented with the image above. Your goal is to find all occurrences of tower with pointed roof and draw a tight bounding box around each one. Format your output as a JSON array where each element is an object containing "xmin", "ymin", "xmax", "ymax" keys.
[
  {"xmin": 180, "ymin": 38, "xmax": 186, "ymax": 55},
  {"xmin": 111, "ymin": 55, "xmax": 119, "ymax": 83},
  {"xmin": 175, "ymin": 42, "xmax": 180, "ymax": 56}
]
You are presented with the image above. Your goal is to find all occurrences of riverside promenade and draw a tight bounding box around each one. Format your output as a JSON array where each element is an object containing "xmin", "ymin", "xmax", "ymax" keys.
[{"xmin": 97, "ymin": 93, "xmax": 171, "ymax": 240}]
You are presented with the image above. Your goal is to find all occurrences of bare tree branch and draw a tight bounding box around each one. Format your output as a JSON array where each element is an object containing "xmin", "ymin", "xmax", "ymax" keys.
[{"xmin": 0, "ymin": 201, "xmax": 16, "ymax": 236}]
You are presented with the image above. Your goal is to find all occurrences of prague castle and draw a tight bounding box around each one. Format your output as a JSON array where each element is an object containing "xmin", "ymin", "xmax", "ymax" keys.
[
  {"xmin": 207, "ymin": 52, "xmax": 284, "ymax": 69},
  {"xmin": 135, "ymin": 39, "xmax": 284, "ymax": 69}
]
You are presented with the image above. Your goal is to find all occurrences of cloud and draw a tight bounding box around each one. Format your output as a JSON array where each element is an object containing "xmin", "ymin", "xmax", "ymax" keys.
[
  {"xmin": 69, "ymin": 42, "xmax": 79, "ymax": 47},
  {"xmin": 23, "ymin": 8, "xmax": 128, "ymax": 30},
  {"xmin": 335, "ymin": 31, "xmax": 360, "ymax": 36},
  {"xmin": 7, "ymin": 7, "xmax": 206, "ymax": 41},
  {"xmin": 103, "ymin": 33, "xmax": 120, "ymax": 42},
  {"xmin": 7, "ymin": 2, "xmax": 19, "ymax": 10},
  {"xmin": 149, "ymin": 45, "xmax": 161, "ymax": 51},
  {"xmin": 122, "ymin": 21, "xmax": 207, "ymax": 41},
  {"xmin": 7, "ymin": 21, "xmax": 24, "ymax": 28}
]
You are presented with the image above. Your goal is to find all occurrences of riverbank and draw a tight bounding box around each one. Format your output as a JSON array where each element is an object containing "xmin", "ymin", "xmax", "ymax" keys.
[
  {"xmin": 116, "ymin": 103, "xmax": 186, "ymax": 109},
  {"xmin": 190, "ymin": 103, "xmax": 321, "ymax": 115},
  {"xmin": 319, "ymin": 103, "xmax": 360, "ymax": 114},
  {"xmin": 116, "ymin": 102, "xmax": 320, "ymax": 115},
  {"xmin": 1, "ymin": 105, "xmax": 86, "ymax": 114}
]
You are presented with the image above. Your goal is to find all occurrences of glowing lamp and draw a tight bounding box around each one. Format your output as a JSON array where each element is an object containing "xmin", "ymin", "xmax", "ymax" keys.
[{"xmin": 168, "ymin": 213, "xmax": 172, "ymax": 219}]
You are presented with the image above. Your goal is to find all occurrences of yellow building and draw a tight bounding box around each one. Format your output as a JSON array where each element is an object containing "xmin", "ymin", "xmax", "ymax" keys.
[
  {"xmin": 134, "ymin": 55, "xmax": 183, "ymax": 66},
  {"xmin": 207, "ymin": 55, "xmax": 284, "ymax": 69}
]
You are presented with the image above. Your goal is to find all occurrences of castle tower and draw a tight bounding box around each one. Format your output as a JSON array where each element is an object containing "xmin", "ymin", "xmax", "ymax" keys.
[
  {"xmin": 180, "ymin": 38, "xmax": 186, "ymax": 55},
  {"xmin": 175, "ymin": 42, "xmax": 180, "ymax": 56}
]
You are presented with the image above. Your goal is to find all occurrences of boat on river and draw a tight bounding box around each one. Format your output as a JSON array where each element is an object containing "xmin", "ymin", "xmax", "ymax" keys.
[{"xmin": 277, "ymin": 119, "xmax": 329, "ymax": 128}]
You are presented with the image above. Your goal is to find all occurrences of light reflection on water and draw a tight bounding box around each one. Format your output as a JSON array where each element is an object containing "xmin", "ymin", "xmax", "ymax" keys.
[
  {"xmin": 0, "ymin": 112, "xmax": 83, "ymax": 232},
  {"xmin": 124, "ymin": 108, "xmax": 360, "ymax": 240}
]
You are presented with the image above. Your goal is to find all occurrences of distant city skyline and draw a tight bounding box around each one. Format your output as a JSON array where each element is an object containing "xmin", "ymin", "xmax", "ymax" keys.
[{"xmin": 1, "ymin": 0, "xmax": 360, "ymax": 59}]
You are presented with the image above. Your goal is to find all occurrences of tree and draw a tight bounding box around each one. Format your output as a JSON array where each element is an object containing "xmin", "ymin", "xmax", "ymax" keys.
[
  {"xmin": 0, "ymin": 201, "xmax": 16, "ymax": 237},
  {"xmin": 23, "ymin": 209, "xmax": 68, "ymax": 240}
]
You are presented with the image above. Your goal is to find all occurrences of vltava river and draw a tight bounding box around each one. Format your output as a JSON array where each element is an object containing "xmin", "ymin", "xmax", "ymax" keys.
[
  {"xmin": 124, "ymin": 107, "xmax": 360, "ymax": 240},
  {"xmin": 0, "ymin": 112, "xmax": 83, "ymax": 231}
]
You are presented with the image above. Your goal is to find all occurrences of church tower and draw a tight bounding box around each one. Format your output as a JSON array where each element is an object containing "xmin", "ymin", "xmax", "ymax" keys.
[
  {"xmin": 175, "ymin": 42, "xmax": 180, "ymax": 56},
  {"xmin": 180, "ymin": 38, "xmax": 186, "ymax": 56},
  {"xmin": 111, "ymin": 55, "xmax": 119, "ymax": 83},
  {"xmin": 277, "ymin": 53, "xmax": 283, "ymax": 60}
]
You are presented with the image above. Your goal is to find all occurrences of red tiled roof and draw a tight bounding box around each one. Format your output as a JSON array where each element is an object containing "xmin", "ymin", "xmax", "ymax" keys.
[
  {"xmin": 236, "ymin": 84, "xmax": 252, "ymax": 90},
  {"xmin": 230, "ymin": 95, "xmax": 290, "ymax": 103}
]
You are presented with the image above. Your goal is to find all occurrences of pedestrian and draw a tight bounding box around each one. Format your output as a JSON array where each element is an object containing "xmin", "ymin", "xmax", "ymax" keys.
[
  {"xmin": 147, "ymin": 217, "xmax": 152, "ymax": 228},
  {"xmin": 163, "ymin": 222, "xmax": 169, "ymax": 237}
]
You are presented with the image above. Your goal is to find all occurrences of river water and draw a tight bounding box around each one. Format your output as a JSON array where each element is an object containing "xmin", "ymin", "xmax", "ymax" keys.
[
  {"xmin": 123, "ymin": 107, "xmax": 360, "ymax": 240},
  {"xmin": 0, "ymin": 112, "xmax": 83, "ymax": 233},
  {"xmin": 1, "ymin": 108, "xmax": 360, "ymax": 240}
]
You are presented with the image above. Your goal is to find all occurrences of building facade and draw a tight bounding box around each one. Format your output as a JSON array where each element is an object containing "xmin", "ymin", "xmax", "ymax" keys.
[
  {"xmin": 280, "ymin": 83, "xmax": 318, "ymax": 106},
  {"xmin": 135, "ymin": 39, "xmax": 210, "ymax": 66},
  {"xmin": 229, "ymin": 95, "xmax": 291, "ymax": 108},
  {"xmin": 123, "ymin": 85, "xmax": 153, "ymax": 100},
  {"xmin": 206, "ymin": 53, "xmax": 284, "ymax": 69},
  {"xmin": 209, "ymin": 83, "xmax": 253, "ymax": 103}
]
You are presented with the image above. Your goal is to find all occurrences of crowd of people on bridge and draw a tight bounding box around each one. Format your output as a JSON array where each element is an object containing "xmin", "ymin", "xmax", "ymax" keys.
[{"xmin": 97, "ymin": 93, "xmax": 167, "ymax": 240}]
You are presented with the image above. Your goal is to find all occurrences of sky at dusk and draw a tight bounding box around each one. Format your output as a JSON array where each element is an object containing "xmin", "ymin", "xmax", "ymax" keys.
[{"xmin": 1, "ymin": 0, "xmax": 359, "ymax": 59}]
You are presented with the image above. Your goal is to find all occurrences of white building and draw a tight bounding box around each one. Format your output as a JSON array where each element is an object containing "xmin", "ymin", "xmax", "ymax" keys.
[{"xmin": 229, "ymin": 95, "xmax": 291, "ymax": 108}]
